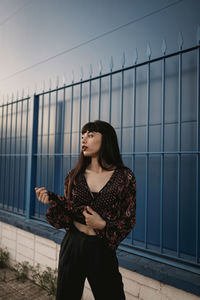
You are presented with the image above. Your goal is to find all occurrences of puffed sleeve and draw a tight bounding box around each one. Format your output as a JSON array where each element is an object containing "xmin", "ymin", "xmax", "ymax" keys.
[
  {"xmin": 95, "ymin": 169, "xmax": 136, "ymax": 250},
  {"xmin": 46, "ymin": 171, "xmax": 74, "ymax": 230}
]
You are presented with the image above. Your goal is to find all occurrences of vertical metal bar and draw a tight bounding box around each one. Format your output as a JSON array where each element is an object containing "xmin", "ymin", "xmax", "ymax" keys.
[
  {"xmin": 26, "ymin": 95, "xmax": 39, "ymax": 219},
  {"xmin": 60, "ymin": 87, "xmax": 66, "ymax": 188},
  {"xmin": 7, "ymin": 101, "xmax": 13, "ymax": 209},
  {"xmin": 38, "ymin": 93, "xmax": 44, "ymax": 217},
  {"xmin": 132, "ymin": 67, "xmax": 136, "ymax": 171},
  {"xmin": 69, "ymin": 86, "xmax": 74, "ymax": 170},
  {"xmin": 17, "ymin": 99, "xmax": 23, "ymax": 212},
  {"xmin": 98, "ymin": 77, "xmax": 101, "ymax": 120},
  {"xmin": 177, "ymin": 52, "xmax": 182, "ymax": 258},
  {"xmin": 131, "ymin": 66, "xmax": 136, "ymax": 245},
  {"xmin": 53, "ymin": 89, "xmax": 58, "ymax": 194},
  {"xmin": 23, "ymin": 98, "xmax": 29, "ymax": 214},
  {"xmin": 88, "ymin": 79, "xmax": 92, "ymax": 122},
  {"xmin": 160, "ymin": 57, "xmax": 166, "ymax": 254},
  {"xmin": 0, "ymin": 104, "xmax": 4, "ymax": 204},
  {"xmin": 109, "ymin": 74, "xmax": 112, "ymax": 123},
  {"xmin": 78, "ymin": 82, "xmax": 83, "ymax": 154},
  {"xmin": 46, "ymin": 92, "xmax": 51, "ymax": 191},
  {"xmin": 3, "ymin": 102, "xmax": 9, "ymax": 208},
  {"xmin": 12, "ymin": 101, "xmax": 18, "ymax": 211},
  {"xmin": 145, "ymin": 62, "xmax": 150, "ymax": 248},
  {"xmin": 119, "ymin": 70, "xmax": 124, "ymax": 152},
  {"xmin": 196, "ymin": 45, "xmax": 200, "ymax": 264}
]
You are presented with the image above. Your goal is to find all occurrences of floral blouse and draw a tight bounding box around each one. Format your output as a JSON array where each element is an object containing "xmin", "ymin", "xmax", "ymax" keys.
[{"xmin": 46, "ymin": 166, "xmax": 136, "ymax": 250}]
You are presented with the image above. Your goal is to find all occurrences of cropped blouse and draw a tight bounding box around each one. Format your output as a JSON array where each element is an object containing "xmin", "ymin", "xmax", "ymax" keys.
[{"xmin": 46, "ymin": 166, "xmax": 136, "ymax": 250}]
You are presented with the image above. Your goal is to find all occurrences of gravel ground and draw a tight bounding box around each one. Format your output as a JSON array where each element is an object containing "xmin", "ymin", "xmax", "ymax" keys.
[{"xmin": 0, "ymin": 268, "xmax": 54, "ymax": 300}]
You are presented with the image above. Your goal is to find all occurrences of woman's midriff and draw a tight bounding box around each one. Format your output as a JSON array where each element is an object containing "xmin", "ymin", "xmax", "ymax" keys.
[{"xmin": 73, "ymin": 220, "xmax": 97, "ymax": 235}]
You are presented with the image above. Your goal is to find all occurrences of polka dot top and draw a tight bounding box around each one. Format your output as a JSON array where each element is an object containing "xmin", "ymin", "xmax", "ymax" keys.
[{"xmin": 46, "ymin": 166, "xmax": 136, "ymax": 250}]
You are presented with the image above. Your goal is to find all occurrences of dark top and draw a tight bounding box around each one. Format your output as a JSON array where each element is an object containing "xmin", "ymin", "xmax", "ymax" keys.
[{"xmin": 46, "ymin": 166, "xmax": 136, "ymax": 250}]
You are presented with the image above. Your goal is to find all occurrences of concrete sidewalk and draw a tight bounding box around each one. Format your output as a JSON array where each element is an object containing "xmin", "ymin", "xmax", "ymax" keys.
[{"xmin": 0, "ymin": 268, "xmax": 53, "ymax": 300}]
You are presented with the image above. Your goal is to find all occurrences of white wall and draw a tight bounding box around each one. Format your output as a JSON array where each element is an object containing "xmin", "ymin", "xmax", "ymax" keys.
[
  {"xmin": 0, "ymin": 0, "xmax": 199, "ymax": 102},
  {"xmin": 0, "ymin": 221, "xmax": 199, "ymax": 300}
]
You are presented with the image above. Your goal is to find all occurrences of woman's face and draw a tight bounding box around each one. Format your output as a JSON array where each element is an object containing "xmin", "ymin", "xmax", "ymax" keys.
[{"xmin": 81, "ymin": 131, "xmax": 102, "ymax": 157}]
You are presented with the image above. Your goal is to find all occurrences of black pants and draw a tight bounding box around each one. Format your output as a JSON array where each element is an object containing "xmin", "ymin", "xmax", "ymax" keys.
[{"xmin": 56, "ymin": 224, "xmax": 126, "ymax": 300}]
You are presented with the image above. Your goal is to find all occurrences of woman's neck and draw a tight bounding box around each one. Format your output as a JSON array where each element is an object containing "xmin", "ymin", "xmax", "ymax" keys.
[
  {"xmin": 87, "ymin": 157, "xmax": 115, "ymax": 173},
  {"xmin": 87, "ymin": 157, "xmax": 103, "ymax": 173}
]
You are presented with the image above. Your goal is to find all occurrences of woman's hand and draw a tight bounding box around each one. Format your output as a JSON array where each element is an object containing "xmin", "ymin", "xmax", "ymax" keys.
[
  {"xmin": 35, "ymin": 187, "xmax": 50, "ymax": 204},
  {"xmin": 82, "ymin": 206, "xmax": 106, "ymax": 230}
]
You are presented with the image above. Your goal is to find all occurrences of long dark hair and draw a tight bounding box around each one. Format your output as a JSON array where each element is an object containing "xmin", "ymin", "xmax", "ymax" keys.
[{"xmin": 67, "ymin": 120, "xmax": 125, "ymax": 198}]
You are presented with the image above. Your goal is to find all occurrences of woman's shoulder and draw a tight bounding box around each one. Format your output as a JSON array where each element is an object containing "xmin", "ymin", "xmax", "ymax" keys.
[{"xmin": 118, "ymin": 166, "xmax": 135, "ymax": 177}]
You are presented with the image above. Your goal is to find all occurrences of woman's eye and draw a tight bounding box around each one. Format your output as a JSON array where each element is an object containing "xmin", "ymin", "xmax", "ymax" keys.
[{"xmin": 88, "ymin": 134, "xmax": 93, "ymax": 138}]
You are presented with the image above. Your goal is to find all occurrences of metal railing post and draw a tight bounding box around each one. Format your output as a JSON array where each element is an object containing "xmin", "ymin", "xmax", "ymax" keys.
[{"xmin": 25, "ymin": 94, "xmax": 39, "ymax": 219}]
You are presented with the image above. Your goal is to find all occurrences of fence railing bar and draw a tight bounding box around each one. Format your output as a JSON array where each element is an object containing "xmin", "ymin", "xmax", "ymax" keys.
[
  {"xmin": 98, "ymin": 76, "xmax": 101, "ymax": 120},
  {"xmin": 53, "ymin": 89, "xmax": 59, "ymax": 198},
  {"xmin": 60, "ymin": 87, "xmax": 66, "ymax": 191},
  {"xmin": 119, "ymin": 69, "xmax": 124, "ymax": 152},
  {"xmin": 0, "ymin": 97, "xmax": 30, "ymax": 108},
  {"xmin": 88, "ymin": 76, "xmax": 92, "ymax": 122},
  {"xmin": 23, "ymin": 100, "xmax": 29, "ymax": 214},
  {"xmin": 144, "ymin": 54, "xmax": 151, "ymax": 249},
  {"xmin": 160, "ymin": 55, "xmax": 166, "ymax": 254},
  {"xmin": 131, "ymin": 66, "xmax": 136, "ymax": 245},
  {"xmin": 18, "ymin": 99, "xmax": 23, "ymax": 212},
  {"xmin": 109, "ymin": 74, "xmax": 112, "ymax": 123},
  {"xmin": 1, "ymin": 150, "xmax": 200, "ymax": 157},
  {"xmin": 2, "ymin": 118, "xmax": 193, "ymax": 137},
  {"xmin": 2, "ymin": 103, "xmax": 9, "ymax": 207},
  {"xmin": 177, "ymin": 50, "xmax": 183, "ymax": 258},
  {"xmin": 25, "ymin": 95, "xmax": 39, "ymax": 219},
  {"xmin": 8, "ymin": 101, "xmax": 13, "ymax": 210},
  {"xmin": 196, "ymin": 43, "xmax": 200, "ymax": 264},
  {"xmin": 35, "ymin": 45, "xmax": 200, "ymax": 97},
  {"xmin": 46, "ymin": 92, "xmax": 51, "ymax": 192},
  {"xmin": 78, "ymin": 82, "xmax": 82, "ymax": 157},
  {"xmin": 12, "ymin": 101, "xmax": 18, "ymax": 211},
  {"xmin": 69, "ymin": 85, "xmax": 74, "ymax": 170}
]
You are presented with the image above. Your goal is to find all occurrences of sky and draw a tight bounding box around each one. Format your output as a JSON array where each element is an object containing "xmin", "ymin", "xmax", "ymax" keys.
[{"xmin": 0, "ymin": 0, "xmax": 199, "ymax": 102}]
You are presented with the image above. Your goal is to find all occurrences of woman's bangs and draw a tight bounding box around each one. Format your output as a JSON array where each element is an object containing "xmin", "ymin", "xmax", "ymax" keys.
[{"xmin": 81, "ymin": 122, "xmax": 100, "ymax": 134}]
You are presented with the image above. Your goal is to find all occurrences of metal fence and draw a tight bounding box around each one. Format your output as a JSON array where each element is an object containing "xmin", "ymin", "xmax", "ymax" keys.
[{"xmin": 0, "ymin": 31, "xmax": 200, "ymax": 274}]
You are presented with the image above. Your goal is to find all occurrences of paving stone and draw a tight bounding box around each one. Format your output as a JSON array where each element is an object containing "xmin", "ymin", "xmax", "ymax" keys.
[{"xmin": 0, "ymin": 268, "xmax": 53, "ymax": 300}]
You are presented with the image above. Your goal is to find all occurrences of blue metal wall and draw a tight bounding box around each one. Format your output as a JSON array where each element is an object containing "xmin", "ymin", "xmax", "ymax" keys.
[{"xmin": 0, "ymin": 42, "xmax": 199, "ymax": 273}]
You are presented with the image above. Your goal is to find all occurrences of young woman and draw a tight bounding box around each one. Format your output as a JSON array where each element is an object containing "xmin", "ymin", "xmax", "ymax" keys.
[{"xmin": 35, "ymin": 120, "xmax": 136, "ymax": 300}]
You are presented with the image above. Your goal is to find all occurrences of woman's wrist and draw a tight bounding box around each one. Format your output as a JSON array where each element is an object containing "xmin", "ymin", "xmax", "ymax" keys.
[{"xmin": 98, "ymin": 219, "xmax": 106, "ymax": 230}]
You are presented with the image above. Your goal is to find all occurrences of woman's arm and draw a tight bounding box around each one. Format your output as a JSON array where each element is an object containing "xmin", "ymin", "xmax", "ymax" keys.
[
  {"xmin": 95, "ymin": 170, "xmax": 136, "ymax": 250},
  {"xmin": 46, "ymin": 171, "xmax": 74, "ymax": 230}
]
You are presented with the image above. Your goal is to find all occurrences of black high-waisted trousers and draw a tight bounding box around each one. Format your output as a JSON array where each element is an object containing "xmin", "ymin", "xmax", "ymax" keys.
[{"xmin": 56, "ymin": 224, "xmax": 126, "ymax": 300}]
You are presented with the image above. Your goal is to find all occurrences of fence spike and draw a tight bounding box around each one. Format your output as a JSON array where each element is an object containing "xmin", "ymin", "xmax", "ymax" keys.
[
  {"xmin": 121, "ymin": 52, "xmax": 125, "ymax": 68},
  {"xmin": 80, "ymin": 67, "xmax": 84, "ymax": 80},
  {"xmin": 133, "ymin": 48, "xmax": 138, "ymax": 64},
  {"xmin": 99, "ymin": 60, "xmax": 103, "ymax": 75},
  {"xmin": 48, "ymin": 78, "xmax": 51, "ymax": 90},
  {"xmin": 62, "ymin": 73, "xmax": 66, "ymax": 85},
  {"xmin": 161, "ymin": 39, "xmax": 167, "ymax": 55},
  {"xmin": 89, "ymin": 64, "xmax": 93, "ymax": 77},
  {"xmin": 178, "ymin": 31, "xmax": 184, "ymax": 50},
  {"xmin": 146, "ymin": 43, "xmax": 152, "ymax": 59},
  {"xmin": 72, "ymin": 70, "xmax": 74, "ymax": 83},
  {"xmin": 27, "ymin": 87, "xmax": 30, "ymax": 97},
  {"xmin": 56, "ymin": 75, "xmax": 59, "ymax": 88},
  {"xmin": 34, "ymin": 83, "xmax": 37, "ymax": 94},
  {"xmin": 196, "ymin": 25, "xmax": 200, "ymax": 45},
  {"xmin": 110, "ymin": 56, "xmax": 114, "ymax": 71}
]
